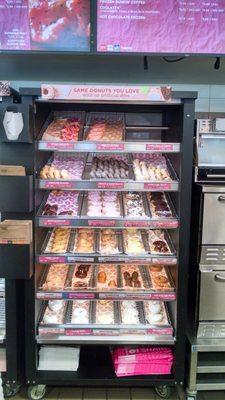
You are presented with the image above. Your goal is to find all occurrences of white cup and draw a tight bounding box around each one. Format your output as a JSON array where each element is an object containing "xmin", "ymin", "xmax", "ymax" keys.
[{"xmin": 3, "ymin": 111, "xmax": 24, "ymax": 140}]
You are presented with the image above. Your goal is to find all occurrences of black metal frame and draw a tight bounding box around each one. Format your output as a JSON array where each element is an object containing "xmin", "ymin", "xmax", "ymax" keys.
[{"xmin": 1, "ymin": 89, "xmax": 196, "ymax": 389}]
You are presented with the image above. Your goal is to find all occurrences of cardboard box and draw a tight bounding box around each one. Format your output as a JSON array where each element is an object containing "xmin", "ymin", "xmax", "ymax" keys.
[
  {"xmin": 0, "ymin": 220, "xmax": 32, "ymax": 244},
  {"xmin": 0, "ymin": 165, "xmax": 25, "ymax": 176}
]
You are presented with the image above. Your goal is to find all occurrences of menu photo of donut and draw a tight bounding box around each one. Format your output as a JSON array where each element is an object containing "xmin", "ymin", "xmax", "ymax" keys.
[{"xmin": 29, "ymin": 0, "xmax": 90, "ymax": 51}]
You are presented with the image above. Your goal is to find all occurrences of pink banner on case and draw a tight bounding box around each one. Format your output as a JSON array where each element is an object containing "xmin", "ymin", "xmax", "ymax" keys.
[
  {"xmin": 0, "ymin": 0, "xmax": 30, "ymax": 50},
  {"xmin": 41, "ymin": 84, "xmax": 171, "ymax": 102},
  {"xmin": 97, "ymin": 0, "xmax": 225, "ymax": 54}
]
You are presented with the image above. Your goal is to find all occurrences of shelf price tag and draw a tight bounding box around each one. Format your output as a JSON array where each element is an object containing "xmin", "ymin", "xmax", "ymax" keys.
[
  {"xmin": 150, "ymin": 220, "xmax": 179, "ymax": 229},
  {"xmin": 39, "ymin": 256, "xmax": 66, "ymax": 263},
  {"xmin": 93, "ymin": 330, "xmax": 119, "ymax": 336},
  {"xmin": 88, "ymin": 220, "xmax": 116, "ymax": 227},
  {"xmin": 46, "ymin": 142, "xmax": 75, "ymax": 151},
  {"xmin": 66, "ymin": 329, "xmax": 92, "ymax": 336},
  {"xmin": 146, "ymin": 144, "xmax": 174, "ymax": 152},
  {"xmin": 151, "ymin": 293, "xmax": 176, "ymax": 300},
  {"xmin": 124, "ymin": 220, "xmax": 149, "ymax": 228},
  {"xmin": 147, "ymin": 328, "xmax": 173, "ymax": 335},
  {"xmin": 96, "ymin": 143, "xmax": 125, "ymax": 151},
  {"xmin": 42, "ymin": 219, "xmax": 71, "ymax": 227},
  {"xmin": 68, "ymin": 293, "xmax": 95, "ymax": 299},
  {"xmin": 97, "ymin": 182, "xmax": 125, "ymax": 190},
  {"xmin": 37, "ymin": 292, "xmax": 63, "ymax": 300},
  {"xmin": 43, "ymin": 181, "xmax": 73, "ymax": 189},
  {"xmin": 144, "ymin": 183, "xmax": 172, "ymax": 190}
]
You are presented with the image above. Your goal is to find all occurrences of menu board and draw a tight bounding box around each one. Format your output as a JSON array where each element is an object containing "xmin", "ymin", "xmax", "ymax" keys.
[
  {"xmin": 97, "ymin": 1, "xmax": 225, "ymax": 55},
  {"xmin": 0, "ymin": 0, "xmax": 90, "ymax": 51}
]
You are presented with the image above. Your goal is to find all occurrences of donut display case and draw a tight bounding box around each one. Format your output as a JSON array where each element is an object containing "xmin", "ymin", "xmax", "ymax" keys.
[{"xmin": 0, "ymin": 86, "xmax": 196, "ymax": 394}]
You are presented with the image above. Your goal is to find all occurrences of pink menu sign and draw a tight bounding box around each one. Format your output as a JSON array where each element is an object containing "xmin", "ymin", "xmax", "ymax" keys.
[
  {"xmin": 97, "ymin": 0, "xmax": 225, "ymax": 54},
  {"xmin": 41, "ymin": 84, "xmax": 171, "ymax": 102},
  {"xmin": 0, "ymin": 0, "xmax": 90, "ymax": 51}
]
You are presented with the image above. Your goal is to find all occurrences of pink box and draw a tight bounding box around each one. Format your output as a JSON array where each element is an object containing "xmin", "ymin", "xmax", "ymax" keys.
[{"xmin": 112, "ymin": 347, "xmax": 173, "ymax": 377}]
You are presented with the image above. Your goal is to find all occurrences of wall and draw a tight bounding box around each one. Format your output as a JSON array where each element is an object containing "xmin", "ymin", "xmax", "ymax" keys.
[{"xmin": 0, "ymin": 54, "xmax": 225, "ymax": 112}]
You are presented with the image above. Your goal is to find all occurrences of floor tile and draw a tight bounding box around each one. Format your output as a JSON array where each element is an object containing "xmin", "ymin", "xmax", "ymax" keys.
[
  {"xmin": 83, "ymin": 388, "xmax": 107, "ymax": 400},
  {"xmin": 58, "ymin": 387, "xmax": 83, "ymax": 399},
  {"xmin": 131, "ymin": 388, "xmax": 155, "ymax": 400},
  {"xmin": 107, "ymin": 388, "xmax": 131, "ymax": 399}
]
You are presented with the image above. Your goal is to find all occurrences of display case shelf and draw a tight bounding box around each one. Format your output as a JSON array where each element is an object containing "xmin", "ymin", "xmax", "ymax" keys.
[
  {"xmin": 37, "ymin": 178, "xmax": 179, "ymax": 192},
  {"xmin": 37, "ymin": 140, "xmax": 180, "ymax": 153},
  {"xmin": 37, "ymin": 254, "xmax": 178, "ymax": 265},
  {"xmin": 37, "ymin": 334, "xmax": 175, "ymax": 345},
  {"xmin": 36, "ymin": 289, "xmax": 176, "ymax": 301}
]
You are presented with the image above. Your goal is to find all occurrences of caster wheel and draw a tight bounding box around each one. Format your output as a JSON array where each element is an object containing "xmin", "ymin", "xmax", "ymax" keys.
[
  {"xmin": 154, "ymin": 385, "xmax": 172, "ymax": 399},
  {"xmin": 27, "ymin": 385, "xmax": 47, "ymax": 400},
  {"xmin": 2, "ymin": 383, "xmax": 21, "ymax": 398}
]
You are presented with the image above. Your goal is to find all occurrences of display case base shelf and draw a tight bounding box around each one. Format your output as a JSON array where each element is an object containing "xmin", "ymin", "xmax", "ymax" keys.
[
  {"xmin": 37, "ymin": 179, "xmax": 179, "ymax": 192},
  {"xmin": 36, "ymin": 290, "xmax": 176, "ymax": 301},
  {"xmin": 37, "ymin": 254, "xmax": 177, "ymax": 265},
  {"xmin": 37, "ymin": 140, "xmax": 180, "ymax": 153},
  {"xmin": 37, "ymin": 334, "xmax": 175, "ymax": 345}
]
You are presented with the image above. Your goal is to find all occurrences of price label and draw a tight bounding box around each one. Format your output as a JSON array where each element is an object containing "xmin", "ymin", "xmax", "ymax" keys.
[
  {"xmin": 146, "ymin": 144, "xmax": 174, "ymax": 152},
  {"xmin": 93, "ymin": 330, "xmax": 119, "ymax": 336},
  {"xmin": 153, "ymin": 257, "xmax": 177, "ymax": 265},
  {"xmin": 150, "ymin": 293, "xmax": 176, "ymax": 300},
  {"xmin": 43, "ymin": 181, "xmax": 73, "ymax": 189},
  {"xmin": 150, "ymin": 220, "xmax": 178, "ymax": 229},
  {"xmin": 144, "ymin": 183, "xmax": 172, "ymax": 190},
  {"xmin": 37, "ymin": 292, "xmax": 62, "ymax": 300},
  {"xmin": 147, "ymin": 328, "xmax": 173, "ymax": 335},
  {"xmin": 88, "ymin": 220, "xmax": 116, "ymax": 227},
  {"xmin": 39, "ymin": 256, "xmax": 66, "ymax": 263},
  {"xmin": 66, "ymin": 329, "xmax": 92, "ymax": 336},
  {"xmin": 43, "ymin": 219, "xmax": 70, "ymax": 227},
  {"xmin": 46, "ymin": 142, "xmax": 75, "ymax": 150},
  {"xmin": 39, "ymin": 328, "xmax": 65, "ymax": 335},
  {"xmin": 67, "ymin": 256, "xmax": 94, "ymax": 263},
  {"xmin": 96, "ymin": 143, "xmax": 125, "ymax": 151},
  {"xmin": 124, "ymin": 220, "xmax": 149, "ymax": 228},
  {"xmin": 68, "ymin": 293, "xmax": 95, "ymax": 299},
  {"xmin": 97, "ymin": 182, "xmax": 125, "ymax": 189}
]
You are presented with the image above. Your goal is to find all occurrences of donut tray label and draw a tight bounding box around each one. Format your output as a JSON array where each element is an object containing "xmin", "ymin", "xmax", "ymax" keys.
[
  {"xmin": 67, "ymin": 293, "xmax": 95, "ymax": 300},
  {"xmin": 42, "ymin": 219, "xmax": 71, "ymax": 227},
  {"xmin": 39, "ymin": 256, "xmax": 66, "ymax": 263},
  {"xmin": 147, "ymin": 328, "xmax": 173, "ymax": 335},
  {"xmin": 144, "ymin": 183, "xmax": 172, "ymax": 190},
  {"xmin": 39, "ymin": 328, "xmax": 65, "ymax": 335},
  {"xmin": 93, "ymin": 330, "xmax": 119, "ymax": 336},
  {"xmin": 66, "ymin": 329, "xmax": 92, "ymax": 336},
  {"xmin": 67, "ymin": 256, "xmax": 95, "ymax": 263},
  {"xmin": 96, "ymin": 143, "xmax": 125, "ymax": 151},
  {"xmin": 37, "ymin": 292, "xmax": 63, "ymax": 300},
  {"xmin": 97, "ymin": 182, "xmax": 125, "ymax": 189},
  {"xmin": 150, "ymin": 293, "xmax": 176, "ymax": 300},
  {"xmin": 150, "ymin": 220, "xmax": 179, "ymax": 229},
  {"xmin": 88, "ymin": 220, "xmax": 116, "ymax": 227},
  {"xmin": 154, "ymin": 257, "xmax": 177, "ymax": 265},
  {"xmin": 124, "ymin": 221, "xmax": 150, "ymax": 228},
  {"xmin": 43, "ymin": 181, "xmax": 74, "ymax": 189},
  {"xmin": 146, "ymin": 144, "xmax": 174, "ymax": 152},
  {"xmin": 46, "ymin": 142, "xmax": 76, "ymax": 151}
]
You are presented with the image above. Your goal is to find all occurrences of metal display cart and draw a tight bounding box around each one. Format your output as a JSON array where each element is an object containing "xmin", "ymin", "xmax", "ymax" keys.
[{"xmin": 1, "ymin": 86, "xmax": 196, "ymax": 400}]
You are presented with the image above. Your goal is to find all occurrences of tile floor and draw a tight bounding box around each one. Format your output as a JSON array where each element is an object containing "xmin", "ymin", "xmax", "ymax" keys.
[{"xmin": 4, "ymin": 386, "xmax": 224, "ymax": 400}]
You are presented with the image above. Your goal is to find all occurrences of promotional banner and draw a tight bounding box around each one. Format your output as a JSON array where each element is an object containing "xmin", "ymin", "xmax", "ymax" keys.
[
  {"xmin": 97, "ymin": 0, "xmax": 225, "ymax": 54},
  {"xmin": 0, "ymin": 0, "xmax": 90, "ymax": 51},
  {"xmin": 41, "ymin": 84, "xmax": 172, "ymax": 102}
]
